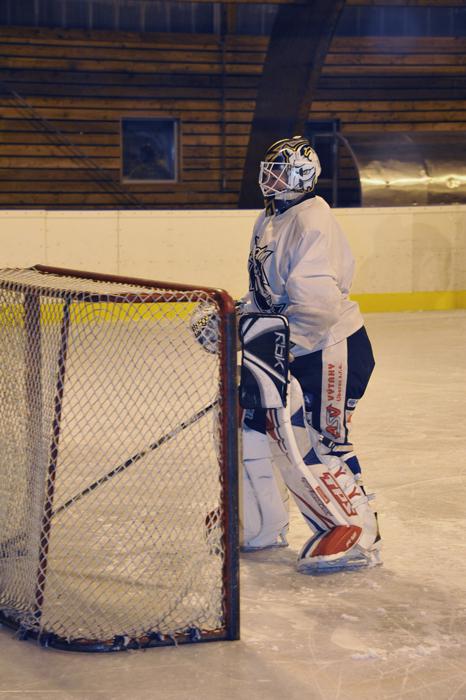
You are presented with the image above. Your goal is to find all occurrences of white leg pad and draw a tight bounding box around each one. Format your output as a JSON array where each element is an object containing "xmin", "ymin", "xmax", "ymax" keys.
[
  {"xmin": 265, "ymin": 377, "xmax": 381, "ymax": 572},
  {"xmin": 240, "ymin": 426, "xmax": 289, "ymax": 550}
]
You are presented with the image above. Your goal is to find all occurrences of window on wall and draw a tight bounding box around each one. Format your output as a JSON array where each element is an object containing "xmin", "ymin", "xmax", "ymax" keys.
[{"xmin": 121, "ymin": 118, "xmax": 179, "ymax": 183}]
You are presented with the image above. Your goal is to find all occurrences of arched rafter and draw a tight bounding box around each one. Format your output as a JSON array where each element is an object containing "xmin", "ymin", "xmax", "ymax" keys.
[{"xmin": 239, "ymin": 0, "xmax": 345, "ymax": 208}]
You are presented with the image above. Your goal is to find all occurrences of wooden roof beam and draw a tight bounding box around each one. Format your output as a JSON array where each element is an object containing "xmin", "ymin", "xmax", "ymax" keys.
[{"xmin": 238, "ymin": 0, "xmax": 345, "ymax": 208}]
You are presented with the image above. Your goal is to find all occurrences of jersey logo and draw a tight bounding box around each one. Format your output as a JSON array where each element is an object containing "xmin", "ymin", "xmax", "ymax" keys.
[{"xmin": 248, "ymin": 239, "xmax": 285, "ymax": 314}]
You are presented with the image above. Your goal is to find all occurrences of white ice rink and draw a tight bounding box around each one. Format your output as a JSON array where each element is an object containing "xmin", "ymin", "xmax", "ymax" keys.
[{"xmin": 0, "ymin": 309, "xmax": 465, "ymax": 700}]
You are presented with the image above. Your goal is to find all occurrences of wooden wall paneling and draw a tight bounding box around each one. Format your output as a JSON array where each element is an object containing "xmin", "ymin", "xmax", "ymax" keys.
[
  {"xmin": 311, "ymin": 34, "xmax": 466, "ymax": 202},
  {"xmin": 0, "ymin": 32, "xmax": 251, "ymax": 205},
  {"xmin": 0, "ymin": 26, "xmax": 261, "ymax": 207},
  {"xmin": 314, "ymin": 35, "xmax": 466, "ymax": 135},
  {"xmin": 0, "ymin": 26, "xmax": 465, "ymax": 209}
]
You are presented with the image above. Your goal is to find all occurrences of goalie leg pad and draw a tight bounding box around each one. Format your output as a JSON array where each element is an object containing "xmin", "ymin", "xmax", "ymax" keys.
[
  {"xmin": 265, "ymin": 378, "xmax": 381, "ymax": 572},
  {"xmin": 240, "ymin": 425, "xmax": 289, "ymax": 551},
  {"xmin": 304, "ymin": 419, "xmax": 362, "ymax": 479},
  {"xmin": 238, "ymin": 315, "xmax": 381, "ymax": 571},
  {"xmin": 295, "ymin": 460, "xmax": 382, "ymax": 573},
  {"xmin": 303, "ymin": 418, "xmax": 381, "ymax": 540}
]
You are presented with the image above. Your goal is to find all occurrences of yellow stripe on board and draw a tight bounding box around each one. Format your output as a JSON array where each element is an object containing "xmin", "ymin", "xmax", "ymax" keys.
[
  {"xmin": 0, "ymin": 301, "xmax": 197, "ymax": 327},
  {"xmin": 352, "ymin": 290, "xmax": 466, "ymax": 313},
  {"xmin": 2, "ymin": 293, "xmax": 465, "ymax": 327},
  {"xmin": 66, "ymin": 301, "xmax": 197, "ymax": 323}
]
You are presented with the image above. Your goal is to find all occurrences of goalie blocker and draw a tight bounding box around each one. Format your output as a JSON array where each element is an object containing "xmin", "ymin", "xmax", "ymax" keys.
[{"xmin": 239, "ymin": 313, "xmax": 381, "ymax": 573}]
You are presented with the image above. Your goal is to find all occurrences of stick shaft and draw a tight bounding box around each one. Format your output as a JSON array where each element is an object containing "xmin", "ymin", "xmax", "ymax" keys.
[{"xmin": 53, "ymin": 400, "xmax": 218, "ymax": 517}]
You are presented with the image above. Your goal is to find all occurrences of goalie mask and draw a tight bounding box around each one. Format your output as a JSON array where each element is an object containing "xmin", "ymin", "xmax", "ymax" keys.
[{"xmin": 259, "ymin": 136, "xmax": 321, "ymax": 201}]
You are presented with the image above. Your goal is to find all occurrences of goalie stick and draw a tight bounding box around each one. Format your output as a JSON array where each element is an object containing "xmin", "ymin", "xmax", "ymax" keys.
[
  {"xmin": 0, "ymin": 401, "xmax": 219, "ymax": 563},
  {"xmin": 53, "ymin": 400, "xmax": 219, "ymax": 517}
]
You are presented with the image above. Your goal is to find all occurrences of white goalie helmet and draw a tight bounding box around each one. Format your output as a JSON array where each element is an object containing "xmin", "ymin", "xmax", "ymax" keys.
[{"xmin": 258, "ymin": 136, "xmax": 321, "ymax": 200}]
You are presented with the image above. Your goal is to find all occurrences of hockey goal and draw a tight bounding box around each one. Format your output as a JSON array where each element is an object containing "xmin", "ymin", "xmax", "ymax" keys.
[{"xmin": 0, "ymin": 265, "xmax": 239, "ymax": 651}]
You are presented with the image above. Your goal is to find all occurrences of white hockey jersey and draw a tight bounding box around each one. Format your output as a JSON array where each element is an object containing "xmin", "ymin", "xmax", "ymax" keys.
[{"xmin": 241, "ymin": 195, "xmax": 364, "ymax": 356}]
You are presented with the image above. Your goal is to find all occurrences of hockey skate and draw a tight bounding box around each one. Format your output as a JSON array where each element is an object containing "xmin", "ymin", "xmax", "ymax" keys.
[
  {"xmin": 297, "ymin": 518, "xmax": 382, "ymax": 574},
  {"xmin": 241, "ymin": 525, "xmax": 289, "ymax": 552}
]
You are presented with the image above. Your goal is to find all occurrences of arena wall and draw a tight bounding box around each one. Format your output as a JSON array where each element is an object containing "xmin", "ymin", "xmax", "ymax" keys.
[
  {"xmin": 0, "ymin": 205, "xmax": 464, "ymax": 311},
  {"xmin": 2, "ymin": 26, "xmax": 465, "ymax": 210}
]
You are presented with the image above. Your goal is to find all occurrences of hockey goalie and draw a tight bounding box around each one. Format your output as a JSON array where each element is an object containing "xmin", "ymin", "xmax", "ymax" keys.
[
  {"xmin": 235, "ymin": 135, "xmax": 381, "ymax": 573},
  {"xmin": 239, "ymin": 313, "xmax": 381, "ymax": 573},
  {"xmin": 193, "ymin": 135, "xmax": 381, "ymax": 572}
]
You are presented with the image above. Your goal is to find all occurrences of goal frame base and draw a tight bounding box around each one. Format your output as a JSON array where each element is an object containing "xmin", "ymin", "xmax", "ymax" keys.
[{"xmin": 0, "ymin": 611, "xmax": 235, "ymax": 652}]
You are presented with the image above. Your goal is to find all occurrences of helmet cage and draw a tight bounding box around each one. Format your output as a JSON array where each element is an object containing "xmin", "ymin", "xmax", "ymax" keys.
[
  {"xmin": 259, "ymin": 161, "xmax": 292, "ymax": 197},
  {"xmin": 259, "ymin": 159, "xmax": 319, "ymax": 198}
]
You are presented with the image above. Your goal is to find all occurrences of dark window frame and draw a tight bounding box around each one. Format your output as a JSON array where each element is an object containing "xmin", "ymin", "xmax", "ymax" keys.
[{"xmin": 120, "ymin": 117, "xmax": 180, "ymax": 185}]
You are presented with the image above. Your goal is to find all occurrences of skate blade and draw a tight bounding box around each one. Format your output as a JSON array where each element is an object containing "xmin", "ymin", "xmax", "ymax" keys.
[
  {"xmin": 241, "ymin": 536, "xmax": 289, "ymax": 552},
  {"xmin": 241, "ymin": 529, "xmax": 289, "ymax": 552},
  {"xmin": 297, "ymin": 550, "xmax": 383, "ymax": 575}
]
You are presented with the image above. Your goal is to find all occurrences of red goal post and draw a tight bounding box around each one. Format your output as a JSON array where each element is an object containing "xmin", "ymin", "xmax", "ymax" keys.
[{"xmin": 0, "ymin": 264, "xmax": 239, "ymax": 652}]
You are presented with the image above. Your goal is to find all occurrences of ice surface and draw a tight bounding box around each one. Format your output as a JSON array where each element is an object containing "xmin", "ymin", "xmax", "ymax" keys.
[{"xmin": 1, "ymin": 310, "xmax": 465, "ymax": 700}]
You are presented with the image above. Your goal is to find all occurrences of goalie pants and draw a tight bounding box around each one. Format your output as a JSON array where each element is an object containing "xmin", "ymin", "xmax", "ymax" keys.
[{"xmin": 243, "ymin": 325, "xmax": 375, "ymax": 476}]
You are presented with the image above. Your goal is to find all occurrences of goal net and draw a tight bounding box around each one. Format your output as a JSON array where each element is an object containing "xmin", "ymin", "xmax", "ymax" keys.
[{"xmin": 0, "ymin": 265, "xmax": 239, "ymax": 651}]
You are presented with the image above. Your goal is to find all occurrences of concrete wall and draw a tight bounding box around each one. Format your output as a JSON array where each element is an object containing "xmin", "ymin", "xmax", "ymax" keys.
[{"xmin": 1, "ymin": 205, "xmax": 465, "ymax": 311}]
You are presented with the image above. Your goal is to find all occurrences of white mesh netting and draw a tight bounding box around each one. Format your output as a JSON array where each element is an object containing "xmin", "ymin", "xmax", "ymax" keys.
[{"xmin": 0, "ymin": 267, "xmax": 238, "ymax": 651}]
